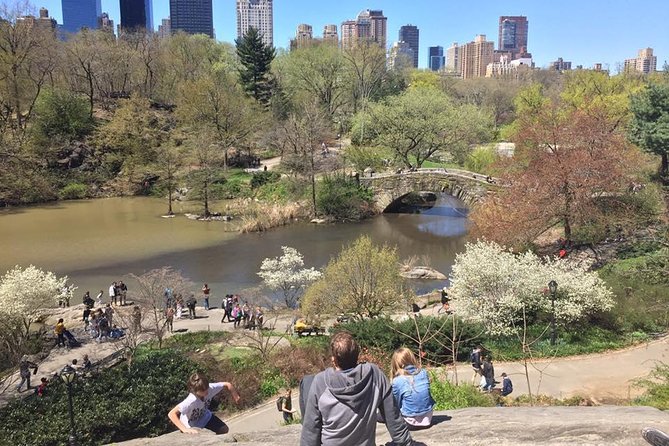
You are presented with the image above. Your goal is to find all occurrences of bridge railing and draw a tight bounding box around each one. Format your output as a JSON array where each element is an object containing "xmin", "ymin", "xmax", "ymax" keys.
[{"xmin": 359, "ymin": 167, "xmax": 499, "ymax": 185}]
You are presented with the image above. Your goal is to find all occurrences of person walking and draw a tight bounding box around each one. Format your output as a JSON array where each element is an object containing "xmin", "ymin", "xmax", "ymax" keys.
[
  {"xmin": 481, "ymin": 355, "xmax": 495, "ymax": 392},
  {"xmin": 471, "ymin": 345, "xmax": 483, "ymax": 385},
  {"xmin": 186, "ymin": 295, "xmax": 197, "ymax": 319},
  {"xmin": 280, "ymin": 388, "xmax": 296, "ymax": 424},
  {"xmin": 16, "ymin": 355, "xmax": 38, "ymax": 392},
  {"xmin": 165, "ymin": 306, "xmax": 175, "ymax": 333},
  {"xmin": 202, "ymin": 284, "xmax": 211, "ymax": 311}
]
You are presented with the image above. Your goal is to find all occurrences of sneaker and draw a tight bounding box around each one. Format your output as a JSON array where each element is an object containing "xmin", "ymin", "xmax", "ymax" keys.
[{"xmin": 642, "ymin": 427, "xmax": 669, "ymax": 446}]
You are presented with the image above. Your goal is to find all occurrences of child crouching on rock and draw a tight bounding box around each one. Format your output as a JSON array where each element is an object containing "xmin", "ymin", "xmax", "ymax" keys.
[{"xmin": 168, "ymin": 372, "xmax": 240, "ymax": 435}]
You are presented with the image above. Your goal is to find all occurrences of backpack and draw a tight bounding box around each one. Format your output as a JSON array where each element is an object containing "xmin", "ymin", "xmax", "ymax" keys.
[{"xmin": 276, "ymin": 396, "xmax": 284, "ymax": 412}]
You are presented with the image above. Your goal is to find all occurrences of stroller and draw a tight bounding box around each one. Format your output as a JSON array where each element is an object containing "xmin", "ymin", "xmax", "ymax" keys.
[{"xmin": 63, "ymin": 330, "xmax": 81, "ymax": 348}]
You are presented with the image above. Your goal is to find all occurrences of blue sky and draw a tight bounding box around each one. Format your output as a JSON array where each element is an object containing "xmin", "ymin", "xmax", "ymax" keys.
[{"xmin": 36, "ymin": 0, "xmax": 668, "ymax": 70}]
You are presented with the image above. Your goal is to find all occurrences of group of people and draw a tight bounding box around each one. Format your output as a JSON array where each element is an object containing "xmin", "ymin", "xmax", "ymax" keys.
[
  {"xmin": 163, "ymin": 288, "xmax": 198, "ymax": 321},
  {"xmin": 16, "ymin": 354, "xmax": 92, "ymax": 396},
  {"xmin": 220, "ymin": 296, "xmax": 264, "ymax": 330},
  {"xmin": 470, "ymin": 345, "xmax": 513, "ymax": 396},
  {"xmin": 80, "ymin": 292, "xmax": 124, "ymax": 342}
]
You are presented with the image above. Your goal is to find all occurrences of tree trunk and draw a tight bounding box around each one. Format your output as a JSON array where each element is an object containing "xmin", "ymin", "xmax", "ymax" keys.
[
  {"xmin": 168, "ymin": 189, "xmax": 173, "ymax": 215},
  {"xmin": 203, "ymin": 178, "xmax": 210, "ymax": 217},
  {"xmin": 661, "ymin": 152, "xmax": 668, "ymax": 181},
  {"xmin": 310, "ymin": 151, "xmax": 317, "ymax": 217}
]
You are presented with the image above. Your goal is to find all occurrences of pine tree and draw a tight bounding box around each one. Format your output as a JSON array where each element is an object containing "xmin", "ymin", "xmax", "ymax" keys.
[
  {"xmin": 629, "ymin": 82, "xmax": 669, "ymax": 180},
  {"xmin": 235, "ymin": 27, "xmax": 276, "ymax": 106}
]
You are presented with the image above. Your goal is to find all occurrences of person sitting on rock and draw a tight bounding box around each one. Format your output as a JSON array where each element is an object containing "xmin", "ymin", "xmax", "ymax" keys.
[{"xmin": 390, "ymin": 347, "xmax": 435, "ymax": 429}]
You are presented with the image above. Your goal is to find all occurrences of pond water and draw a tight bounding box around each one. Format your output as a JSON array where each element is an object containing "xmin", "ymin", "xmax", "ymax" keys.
[{"xmin": 0, "ymin": 194, "xmax": 469, "ymax": 301}]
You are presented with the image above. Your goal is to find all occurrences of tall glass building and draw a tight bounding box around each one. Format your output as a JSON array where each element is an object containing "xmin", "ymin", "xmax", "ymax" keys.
[
  {"xmin": 170, "ymin": 0, "xmax": 214, "ymax": 38},
  {"xmin": 398, "ymin": 25, "xmax": 419, "ymax": 68},
  {"xmin": 61, "ymin": 0, "xmax": 101, "ymax": 34},
  {"xmin": 120, "ymin": 0, "xmax": 153, "ymax": 31},
  {"xmin": 428, "ymin": 46, "xmax": 445, "ymax": 71}
]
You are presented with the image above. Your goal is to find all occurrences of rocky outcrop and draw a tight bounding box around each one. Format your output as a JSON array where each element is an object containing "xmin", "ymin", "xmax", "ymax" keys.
[
  {"xmin": 400, "ymin": 266, "xmax": 448, "ymax": 280},
  {"xmin": 112, "ymin": 406, "xmax": 669, "ymax": 445}
]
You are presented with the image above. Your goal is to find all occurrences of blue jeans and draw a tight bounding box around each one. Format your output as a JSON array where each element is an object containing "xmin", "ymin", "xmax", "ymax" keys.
[
  {"xmin": 204, "ymin": 297, "xmax": 209, "ymax": 310},
  {"xmin": 17, "ymin": 374, "xmax": 30, "ymax": 391}
]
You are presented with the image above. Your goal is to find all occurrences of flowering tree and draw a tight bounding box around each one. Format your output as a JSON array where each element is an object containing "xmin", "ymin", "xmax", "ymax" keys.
[
  {"xmin": 258, "ymin": 246, "xmax": 321, "ymax": 309},
  {"xmin": 0, "ymin": 265, "xmax": 68, "ymax": 363},
  {"xmin": 449, "ymin": 240, "xmax": 614, "ymax": 337}
]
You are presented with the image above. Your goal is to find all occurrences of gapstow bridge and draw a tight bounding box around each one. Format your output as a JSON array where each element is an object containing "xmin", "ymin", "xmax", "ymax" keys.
[{"xmin": 358, "ymin": 168, "xmax": 499, "ymax": 212}]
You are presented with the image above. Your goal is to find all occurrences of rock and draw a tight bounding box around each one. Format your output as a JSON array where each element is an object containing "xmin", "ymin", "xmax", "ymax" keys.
[
  {"xmin": 310, "ymin": 218, "xmax": 327, "ymax": 224},
  {"xmin": 111, "ymin": 406, "xmax": 669, "ymax": 445},
  {"xmin": 400, "ymin": 266, "xmax": 447, "ymax": 280},
  {"xmin": 161, "ymin": 214, "xmax": 175, "ymax": 219}
]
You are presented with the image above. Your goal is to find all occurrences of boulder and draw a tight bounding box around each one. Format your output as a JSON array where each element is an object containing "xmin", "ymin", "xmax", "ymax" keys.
[
  {"xmin": 400, "ymin": 266, "xmax": 447, "ymax": 280},
  {"xmin": 111, "ymin": 406, "xmax": 669, "ymax": 445}
]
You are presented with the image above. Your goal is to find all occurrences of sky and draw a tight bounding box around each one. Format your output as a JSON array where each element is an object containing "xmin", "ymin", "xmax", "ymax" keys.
[{"xmin": 34, "ymin": 0, "xmax": 669, "ymax": 70}]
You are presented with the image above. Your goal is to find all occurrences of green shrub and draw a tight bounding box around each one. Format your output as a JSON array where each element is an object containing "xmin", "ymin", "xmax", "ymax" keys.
[
  {"xmin": 429, "ymin": 373, "xmax": 494, "ymax": 409},
  {"xmin": 251, "ymin": 171, "xmax": 281, "ymax": 189},
  {"xmin": 316, "ymin": 174, "xmax": 375, "ymax": 220},
  {"xmin": 464, "ymin": 145, "xmax": 497, "ymax": 174},
  {"xmin": 59, "ymin": 182, "xmax": 88, "ymax": 200},
  {"xmin": 634, "ymin": 363, "xmax": 669, "ymax": 410},
  {"xmin": 0, "ymin": 351, "xmax": 197, "ymax": 446},
  {"xmin": 344, "ymin": 145, "xmax": 389, "ymax": 172}
]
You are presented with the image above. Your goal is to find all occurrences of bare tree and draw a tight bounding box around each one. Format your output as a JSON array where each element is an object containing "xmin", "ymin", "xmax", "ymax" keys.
[{"xmin": 130, "ymin": 267, "xmax": 192, "ymax": 349}]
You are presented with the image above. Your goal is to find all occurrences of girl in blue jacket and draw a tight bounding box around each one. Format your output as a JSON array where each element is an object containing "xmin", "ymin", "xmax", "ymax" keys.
[{"xmin": 390, "ymin": 347, "xmax": 435, "ymax": 428}]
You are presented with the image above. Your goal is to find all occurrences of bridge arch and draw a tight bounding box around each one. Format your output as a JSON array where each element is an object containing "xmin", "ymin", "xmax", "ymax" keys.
[{"xmin": 358, "ymin": 169, "xmax": 495, "ymax": 213}]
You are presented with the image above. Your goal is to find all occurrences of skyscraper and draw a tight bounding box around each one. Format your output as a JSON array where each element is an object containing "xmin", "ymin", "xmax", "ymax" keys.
[
  {"xmin": 446, "ymin": 42, "xmax": 460, "ymax": 74},
  {"xmin": 399, "ymin": 25, "xmax": 419, "ymax": 68},
  {"xmin": 498, "ymin": 16, "xmax": 528, "ymax": 58},
  {"xmin": 460, "ymin": 35, "xmax": 494, "ymax": 79},
  {"xmin": 341, "ymin": 9, "xmax": 387, "ymax": 50},
  {"xmin": 388, "ymin": 41, "xmax": 413, "ymax": 70},
  {"xmin": 120, "ymin": 0, "xmax": 153, "ymax": 32},
  {"xmin": 158, "ymin": 17, "xmax": 171, "ymax": 38},
  {"xmin": 624, "ymin": 48, "xmax": 657, "ymax": 74},
  {"xmin": 290, "ymin": 24, "xmax": 312, "ymax": 50},
  {"xmin": 170, "ymin": 0, "xmax": 214, "ymax": 38},
  {"xmin": 323, "ymin": 24, "xmax": 338, "ymax": 44},
  {"xmin": 236, "ymin": 0, "xmax": 274, "ymax": 47},
  {"xmin": 428, "ymin": 46, "xmax": 444, "ymax": 71},
  {"xmin": 61, "ymin": 0, "xmax": 101, "ymax": 34}
]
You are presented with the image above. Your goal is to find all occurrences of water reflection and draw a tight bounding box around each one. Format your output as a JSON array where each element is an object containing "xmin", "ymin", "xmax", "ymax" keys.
[{"xmin": 1, "ymin": 194, "xmax": 469, "ymax": 297}]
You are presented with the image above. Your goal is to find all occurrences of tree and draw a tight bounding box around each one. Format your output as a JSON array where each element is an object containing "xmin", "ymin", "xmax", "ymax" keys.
[
  {"xmin": 365, "ymin": 86, "xmax": 492, "ymax": 168},
  {"xmin": 155, "ymin": 143, "xmax": 183, "ymax": 216},
  {"xmin": 184, "ymin": 131, "xmax": 225, "ymax": 217},
  {"xmin": 276, "ymin": 103, "xmax": 331, "ymax": 215},
  {"xmin": 130, "ymin": 267, "xmax": 192, "ymax": 349},
  {"xmin": 31, "ymin": 88, "xmax": 93, "ymax": 145},
  {"xmin": 629, "ymin": 82, "xmax": 669, "ymax": 179},
  {"xmin": 449, "ymin": 240, "xmax": 614, "ymax": 337},
  {"xmin": 471, "ymin": 102, "xmax": 641, "ymax": 246},
  {"xmin": 0, "ymin": 265, "xmax": 67, "ymax": 363},
  {"xmin": 257, "ymin": 246, "xmax": 321, "ymax": 309},
  {"xmin": 235, "ymin": 27, "xmax": 275, "ymax": 106},
  {"xmin": 275, "ymin": 42, "xmax": 347, "ymax": 116},
  {"xmin": 301, "ymin": 236, "xmax": 413, "ymax": 320}
]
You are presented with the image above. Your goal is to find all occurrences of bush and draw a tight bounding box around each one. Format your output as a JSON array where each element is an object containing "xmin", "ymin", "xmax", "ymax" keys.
[
  {"xmin": 464, "ymin": 145, "xmax": 497, "ymax": 174},
  {"xmin": 59, "ymin": 182, "xmax": 88, "ymax": 200},
  {"xmin": 429, "ymin": 373, "xmax": 495, "ymax": 409},
  {"xmin": 0, "ymin": 351, "xmax": 197, "ymax": 446},
  {"xmin": 316, "ymin": 174, "xmax": 375, "ymax": 220},
  {"xmin": 251, "ymin": 171, "xmax": 281, "ymax": 189},
  {"xmin": 344, "ymin": 145, "xmax": 389, "ymax": 172}
]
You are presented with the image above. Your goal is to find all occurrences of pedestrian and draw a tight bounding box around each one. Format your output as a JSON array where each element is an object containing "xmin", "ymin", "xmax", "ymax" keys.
[
  {"xmin": 118, "ymin": 281, "xmax": 128, "ymax": 306},
  {"xmin": 167, "ymin": 372, "xmax": 240, "ymax": 435},
  {"xmin": 481, "ymin": 355, "xmax": 495, "ymax": 392},
  {"xmin": 83, "ymin": 305, "xmax": 92, "ymax": 331},
  {"xmin": 104, "ymin": 304, "xmax": 114, "ymax": 328},
  {"xmin": 279, "ymin": 388, "xmax": 296, "ymax": 424},
  {"xmin": 16, "ymin": 355, "xmax": 38, "ymax": 392},
  {"xmin": 186, "ymin": 295, "xmax": 197, "ymax": 319},
  {"xmin": 82, "ymin": 291, "xmax": 94, "ymax": 308},
  {"xmin": 390, "ymin": 347, "xmax": 435, "ymax": 428},
  {"xmin": 470, "ymin": 345, "xmax": 483, "ymax": 385},
  {"xmin": 54, "ymin": 318, "xmax": 66, "ymax": 348},
  {"xmin": 109, "ymin": 281, "xmax": 117, "ymax": 306},
  {"xmin": 176, "ymin": 294, "xmax": 183, "ymax": 320},
  {"xmin": 132, "ymin": 306, "xmax": 142, "ymax": 333},
  {"xmin": 202, "ymin": 283, "xmax": 210, "ymax": 311},
  {"xmin": 300, "ymin": 332, "xmax": 413, "ymax": 446},
  {"xmin": 438, "ymin": 287, "xmax": 451, "ymax": 314},
  {"xmin": 165, "ymin": 306, "xmax": 175, "ymax": 333},
  {"xmin": 500, "ymin": 372, "xmax": 513, "ymax": 397},
  {"xmin": 232, "ymin": 304, "xmax": 241, "ymax": 328}
]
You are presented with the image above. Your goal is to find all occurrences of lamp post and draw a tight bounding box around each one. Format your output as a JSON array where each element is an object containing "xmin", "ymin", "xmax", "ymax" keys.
[
  {"xmin": 61, "ymin": 364, "xmax": 77, "ymax": 446},
  {"xmin": 548, "ymin": 280, "xmax": 558, "ymax": 346}
]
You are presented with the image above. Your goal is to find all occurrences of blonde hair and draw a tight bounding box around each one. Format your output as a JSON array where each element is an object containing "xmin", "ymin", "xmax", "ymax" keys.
[
  {"xmin": 390, "ymin": 347, "xmax": 419, "ymax": 378},
  {"xmin": 187, "ymin": 372, "xmax": 209, "ymax": 393}
]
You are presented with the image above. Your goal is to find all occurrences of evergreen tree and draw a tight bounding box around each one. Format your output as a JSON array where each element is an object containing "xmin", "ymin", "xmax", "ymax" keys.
[
  {"xmin": 629, "ymin": 82, "xmax": 669, "ymax": 180},
  {"xmin": 235, "ymin": 27, "xmax": 276, "ymax": 106}
]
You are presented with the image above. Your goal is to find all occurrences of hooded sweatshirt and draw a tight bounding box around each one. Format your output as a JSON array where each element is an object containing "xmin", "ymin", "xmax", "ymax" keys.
[{"xmin": 300, "ymin": 362, "xmax": 412, "ymax": 446}]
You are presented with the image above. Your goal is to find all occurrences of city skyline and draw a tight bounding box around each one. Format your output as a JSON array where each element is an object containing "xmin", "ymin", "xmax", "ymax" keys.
[{"xmin": 34, "ymin": 0, "xmax": 669, "ymax": 70}]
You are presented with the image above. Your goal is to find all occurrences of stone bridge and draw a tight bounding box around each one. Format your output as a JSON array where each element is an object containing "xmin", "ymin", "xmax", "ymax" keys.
[{"xmin": 359, "ymin": 168, "xmax": 497, "ymax": 212}]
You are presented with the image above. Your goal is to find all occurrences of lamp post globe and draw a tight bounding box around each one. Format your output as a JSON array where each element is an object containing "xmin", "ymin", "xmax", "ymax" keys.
[{"xmin": 61, "ymin": 365, "xmax": 77, "ymax": 445}]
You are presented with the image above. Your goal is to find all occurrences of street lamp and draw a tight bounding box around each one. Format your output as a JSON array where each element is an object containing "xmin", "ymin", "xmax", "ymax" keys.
[
  {"xmin": 548, "ymin": 280, "xmax": 558, "ymax": 346},
  {"xmin": 60, "ymin": 365, "xmax": 77, "ymax": 446}
]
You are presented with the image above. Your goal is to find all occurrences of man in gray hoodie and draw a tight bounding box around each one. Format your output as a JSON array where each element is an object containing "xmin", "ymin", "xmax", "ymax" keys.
[{"xmin": 300, "ymin": 332, "xmax": 413, "ymax": 446}]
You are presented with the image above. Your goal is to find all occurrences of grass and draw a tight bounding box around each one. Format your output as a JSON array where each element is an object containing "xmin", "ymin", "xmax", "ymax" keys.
[
  {"xmin": 634, "ymin": 363, "xmax": 669, "ymax": 410},
  {"xmin": 429, "ymin": 372, "xmax": 495, "ymax": 409}
]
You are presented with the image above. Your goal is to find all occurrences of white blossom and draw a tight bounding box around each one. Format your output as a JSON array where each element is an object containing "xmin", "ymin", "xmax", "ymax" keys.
[
  {"xmin": 258, "ymin": 246, "xmax": 322, "ymax": 308},
  {"xmin": 449, "ymin": 240, "xmax": 614, "ymax": 336},
  {"xmin": 0, "ymin": 265, "xmax": 68, "ymax": 320}
]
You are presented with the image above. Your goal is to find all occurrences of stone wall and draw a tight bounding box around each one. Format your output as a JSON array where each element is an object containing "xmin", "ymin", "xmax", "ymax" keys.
[{"xmin": 113, "ymin": 406, "xmax": 669, "ymax": 446}]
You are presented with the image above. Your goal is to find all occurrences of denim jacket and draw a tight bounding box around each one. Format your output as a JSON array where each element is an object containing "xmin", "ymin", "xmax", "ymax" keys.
[{"xmin": 391, "ymin": 366, "xmax": 435, "ymax": 417}]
